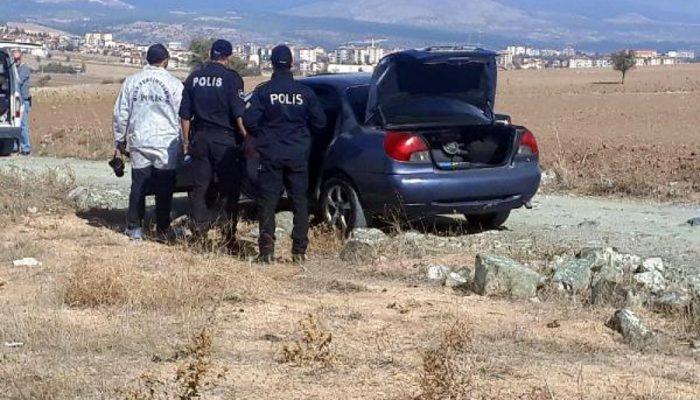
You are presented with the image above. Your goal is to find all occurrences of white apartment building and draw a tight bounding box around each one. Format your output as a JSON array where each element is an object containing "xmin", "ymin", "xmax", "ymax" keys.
[
  {"xmin": 327, "ymin": 63, "xmax": 375, "ymax": 74},
  {"xmin": 569, "ymin": 58, "xmax": 594, "ymax": 69},
  {"xmin": 298, "ymin": 47, "xmax": 318, "ymax": 63}
]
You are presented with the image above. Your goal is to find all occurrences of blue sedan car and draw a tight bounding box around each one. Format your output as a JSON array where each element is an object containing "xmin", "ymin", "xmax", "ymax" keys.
[
  {"xmin": 175, "ymin": 47, "xmax": 541, "ymax": 231},
  {"xmin": 256, "ymin": 47, "xmax": 541, "ymax": 232}
]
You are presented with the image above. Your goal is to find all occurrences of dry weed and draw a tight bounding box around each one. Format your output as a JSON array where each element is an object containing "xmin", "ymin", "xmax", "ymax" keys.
[
  {"xmin": 418, "ymin": 319, "xmax": 476, "ymax": 400},
  {"xmin": 281, "ymin": 313, "xmax": 336, "ymax": 367},
  {"xmin": 308, "ymin": 225, "xmax": 345, "ymax": 256},
  {"xmin": 62, "ymin": 256, "xmax": 230, "ymax": 310},
  {"xmin": 122, "ymin": 327, "xmax": 229, "ymax": 400}
]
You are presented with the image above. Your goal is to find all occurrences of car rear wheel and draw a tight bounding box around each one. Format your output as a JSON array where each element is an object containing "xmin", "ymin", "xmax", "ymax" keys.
[
  {"xmin": 0, "ymin": 139, "xmax": 14, "ymax": 157},
  {"xmin": 319, "ymin": 177, "xmax": 367, "ymax": 234},
  {"xmin": 465, "ymin": 211, "xmax": 510, "ymax": 230}
]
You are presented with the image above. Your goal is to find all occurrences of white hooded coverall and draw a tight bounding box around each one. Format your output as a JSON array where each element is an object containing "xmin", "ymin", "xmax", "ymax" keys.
[{"xmin": 113, "ymin": 65, "xmax": 184, "ymax": 170}]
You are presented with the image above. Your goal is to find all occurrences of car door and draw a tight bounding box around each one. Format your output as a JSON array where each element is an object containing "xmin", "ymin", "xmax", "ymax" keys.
[{"xmin": 304, "ymin": 83, "xmax": 342, "ymax": 195}]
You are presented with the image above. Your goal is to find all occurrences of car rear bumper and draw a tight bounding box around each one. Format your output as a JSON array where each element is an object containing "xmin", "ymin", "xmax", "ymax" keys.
[
  {"xmin": 0, "ymin": 127, "xmax": 21, "ymax": 140},
  {"xmin": 358, "ymin": 163, "xmax": 541, "ymax": 217}
]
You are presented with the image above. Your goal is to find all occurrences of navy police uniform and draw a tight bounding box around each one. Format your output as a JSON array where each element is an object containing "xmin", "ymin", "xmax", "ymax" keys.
[
  {"xmin": 179, "ymin": 43, "xmax": 246, "ymax": 239},
  {"xmin": 245, "ymin": 46, "xmax": 326, "ymax": 259}
]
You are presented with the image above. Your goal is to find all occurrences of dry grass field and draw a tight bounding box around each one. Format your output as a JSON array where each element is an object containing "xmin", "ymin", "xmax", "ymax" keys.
[
  {"xmin": 3, "ymin": 63, "xmax": 698, "ymax": 399},
  {"xmin": 26, "ymin": 64, "xmax": 699, "ymax": 202},
  {"xmin": 1, "ymin": 184, "xmax": 698, "ymax": 399},
  {"xmin": 497, "ymin": 65, "xmax": 700, "ymax": 201}
]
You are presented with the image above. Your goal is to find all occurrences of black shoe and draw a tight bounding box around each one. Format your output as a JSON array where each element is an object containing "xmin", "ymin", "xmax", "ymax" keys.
[
  {"xmin": 292, "ymin": 253, "xmax": 307, "ymax": 264},
  {"xmin": 19, "ymin": 151, "xmax": 31, "ymax": 156},
  {"xmin": 256, "ymin": 253, "xmax": 274, "ymax": 264}
]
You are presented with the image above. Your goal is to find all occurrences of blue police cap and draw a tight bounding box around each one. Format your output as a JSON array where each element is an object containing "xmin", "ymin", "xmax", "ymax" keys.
[
  {"xmin": 271, "ymin": 45, "xmax": 293, "ymax": 68},
  {"xmin": 146, "ymin": 43, "xmax": 170, "ymax": 65},
  {"xmin": 211, "ymin": 39, "xmax": 233, "ymax": 59}
]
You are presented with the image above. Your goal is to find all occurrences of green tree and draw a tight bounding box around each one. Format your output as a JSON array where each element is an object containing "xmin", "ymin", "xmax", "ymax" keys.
[
  {"xmin": 611, "ymin": 50, "xmax": 636, "ymax": 84},
  {"xmin": 187, "ymin": 38, "xmax": 257, "ymax": 76},
  {"xmin": 188, "ymin": 38, "xmax": 215, "ymax": 69}
]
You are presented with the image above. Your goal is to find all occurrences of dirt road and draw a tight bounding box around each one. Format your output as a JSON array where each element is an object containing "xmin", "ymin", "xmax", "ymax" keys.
[{"xmin": 2, "ymin": 155, "xmax": 697, "ymax": 278}]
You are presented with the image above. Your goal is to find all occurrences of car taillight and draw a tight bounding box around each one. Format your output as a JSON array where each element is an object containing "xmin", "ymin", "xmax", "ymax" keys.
[
  {"xmin": 384, "ymin": 131, "xmax": 430, "ymax": 162},
  {"xmin": 14, "ymin": 94, "xmax": 21, "ymax": 119},
  {"xmin": 518, "ymin": 129, "xmax": 539, "ymax": 156}
]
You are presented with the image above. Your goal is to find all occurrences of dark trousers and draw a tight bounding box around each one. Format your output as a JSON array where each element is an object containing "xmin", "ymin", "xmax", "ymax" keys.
[
  {"xmin": 128, "ymin": 167, "xmax": 176, "ymax": 232},
  {"xmin": 257, "ymin": 157, "xmax": 309, "ymax": 255},
  {"xmin": 190, "ymin": 129, "xmax": 243, "ymax": 239}
]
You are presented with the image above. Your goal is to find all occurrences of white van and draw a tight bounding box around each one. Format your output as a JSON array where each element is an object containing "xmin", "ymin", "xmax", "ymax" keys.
[{"xmin": 0, "ymin": 48, "xmax": 23, "ymax": 156}]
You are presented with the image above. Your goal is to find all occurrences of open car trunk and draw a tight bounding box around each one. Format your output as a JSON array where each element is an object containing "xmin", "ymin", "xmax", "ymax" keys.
[
  {"xmin": 366, "ymin": 49, "xmax": 498, "ymax": 126},
  {"xmin": 418, "ymin": 124, "xmax": 517, "ymax": 170}
]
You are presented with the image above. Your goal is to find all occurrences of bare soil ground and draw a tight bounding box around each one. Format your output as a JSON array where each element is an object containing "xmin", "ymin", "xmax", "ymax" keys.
[
  {"xmin": 24, "ymin": 64, "xmax": 699, "ymax": 202},
  {"xmin": 2, "ymin": 213, "xmax": 698, "ymax": 400},
  {"xmin": 0, "ymin": 165, "xmax": 698, "ymax": 399}
]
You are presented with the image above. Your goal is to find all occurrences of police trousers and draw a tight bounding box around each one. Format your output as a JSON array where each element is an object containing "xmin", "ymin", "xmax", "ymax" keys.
[
  {"xmin": 127, "ymin": 166, "xmax": 176, "ymax": 233},
  {"xmin": 257, "ymin": 157, "xmax": 309, "ymax": 255},
  {"xmin": 190, "ymin": 129, "xmax": 243, "ymax": 239}
]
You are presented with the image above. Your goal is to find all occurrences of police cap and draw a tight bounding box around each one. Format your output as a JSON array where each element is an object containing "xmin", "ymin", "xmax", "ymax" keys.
[
  {"xmin": 271, "ymin": 45, "xmax": 293, "ymax": 69},
  {"xmin": 211, "ymin": 39, "xmax": 233, "ymax": 60}
]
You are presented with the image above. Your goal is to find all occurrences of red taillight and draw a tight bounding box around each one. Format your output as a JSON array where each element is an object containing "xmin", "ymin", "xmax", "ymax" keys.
[
  {"xmin": 518, "ymin": 129, "xmax": 539, "ymax": 156},
  {"xmin": 14, "ymin": 95, "xmax": 21, "ymax": 119},
  {"xmin": 384, "ymin": 131, "xmax": 430, "ymax": 162}
]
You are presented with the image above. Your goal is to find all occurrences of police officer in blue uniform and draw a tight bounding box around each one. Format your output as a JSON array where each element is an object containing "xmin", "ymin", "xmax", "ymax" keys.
[
  {"xmin": 245, "ymin": 45, "xmax": 326, "ymax": 263},
  {"xmin": 179, "ymin": 39, "xmax": 248, "ymax": 244}
]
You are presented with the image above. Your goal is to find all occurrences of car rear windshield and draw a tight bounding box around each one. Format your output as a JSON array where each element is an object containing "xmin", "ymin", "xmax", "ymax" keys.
[
  {"xmin": 375, "ymin": 60, "xmax": 493, "ymax": 126},
  {"xmin": 395, "ymin": 62, "xmax": 485, "ymax": 96},
  {"xmin": 382, "ymin": 96, "xmax": 490, "ymax": 127}
]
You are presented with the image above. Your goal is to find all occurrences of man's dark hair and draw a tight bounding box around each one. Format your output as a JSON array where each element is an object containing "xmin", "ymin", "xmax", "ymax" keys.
[{"xmin": 146, "ymin": 44, "xmax": 170, "ymax": 65}]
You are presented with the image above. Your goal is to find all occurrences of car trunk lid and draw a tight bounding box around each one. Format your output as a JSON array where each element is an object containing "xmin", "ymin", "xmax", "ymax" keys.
[{"xmin": 366, "ymin": 49, "xmax": 498, "ymax": 127}]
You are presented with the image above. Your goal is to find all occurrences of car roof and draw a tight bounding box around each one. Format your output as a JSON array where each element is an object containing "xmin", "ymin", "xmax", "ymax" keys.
[
  {"xmin": 300, "ymin": 73, "xmax": 372, "ymax": 90},
  {"xmin": 384, "ymin": 47, "xmax": 497, "ymax": 63}
]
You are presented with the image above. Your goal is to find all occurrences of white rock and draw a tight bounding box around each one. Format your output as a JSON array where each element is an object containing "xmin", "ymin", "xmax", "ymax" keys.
[
  {"xmin": 639, "ymin": 257, "xmax": 664, "ymax": 273},
  {"xmin": 426, "ymin": 265, "xmax": 451, "ymax": 281},
  {"xmin": 12, "ymin": 258, "xmax": 41, "ymax": 268},
  {"xmin": 611, "ymin": 252, "xmax": 642, "ymax": 273},
  {"xmin": 633, "ymin": 270, "xmax": 666, "ymax": 294},
  {"xmin": 444, "ymin": 271, "xmax": 469, "ymax": 288},
  {"xmin": 606, "ymin": 309, "xmax": 653, "ymax": 342},
  {"xmin": 26, "ymin": 206, "xmax": 38, "ymax": 214},
  {"xmin": 4, "ymin": 341, "xmax": 24, "ymax": 348},
  {"xmin": 540, "ymin": 169, "xmax": 558, "ymax": 186}
]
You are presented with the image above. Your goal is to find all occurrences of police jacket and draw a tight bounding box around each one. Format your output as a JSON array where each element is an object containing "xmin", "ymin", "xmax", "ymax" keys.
[
  {"xmin": 179, "ymin": 62, "xmax": 246, "ymax": 134},
  {"xmin": 113, "ymin": 65, "xmax": 184, "ymax": 168},
  {"xmin": 245, "ymin": 70, "xmax": 326, "ymax": 161}
]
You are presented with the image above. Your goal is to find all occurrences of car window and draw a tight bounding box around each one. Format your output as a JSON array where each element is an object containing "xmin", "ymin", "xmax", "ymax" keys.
[
  {"xmin": 307, "ymin": 84, "xmax": 341, "ymax": 111},
  {"xmin": 346, "ymin": 85, "xmax": 369, "ymax": 124}
]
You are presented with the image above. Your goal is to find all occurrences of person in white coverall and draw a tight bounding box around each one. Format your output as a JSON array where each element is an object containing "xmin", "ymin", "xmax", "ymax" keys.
[{"xmin": 113, "ymin": 44, "xmax": 184, "ymax": 240}]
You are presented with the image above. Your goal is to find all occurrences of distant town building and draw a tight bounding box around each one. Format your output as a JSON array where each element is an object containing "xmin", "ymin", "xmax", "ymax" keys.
[
  {"xmin": 327, "ymin": 63, "xmax": 375, "ymax": 74},
  {"xmin": 569, "ymin": 58, "xmax": 594, "ymax": 69}
]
